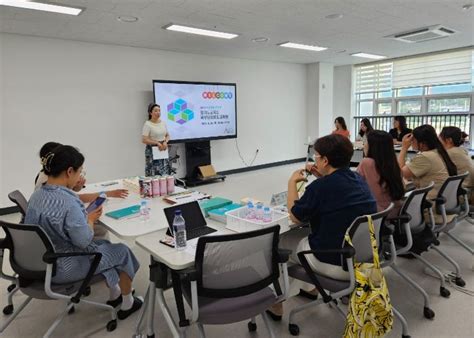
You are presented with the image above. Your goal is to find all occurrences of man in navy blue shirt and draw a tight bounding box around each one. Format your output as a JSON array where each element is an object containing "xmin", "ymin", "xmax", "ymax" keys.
[{"xmin": 267, "ymin": 134, "xmax": 376, "ymax": 320}]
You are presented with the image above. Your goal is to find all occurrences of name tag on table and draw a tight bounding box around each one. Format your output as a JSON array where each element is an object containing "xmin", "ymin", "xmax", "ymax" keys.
[{"xmin": 152, "ymin": 147, "xmax": 169, "ymax": 160}]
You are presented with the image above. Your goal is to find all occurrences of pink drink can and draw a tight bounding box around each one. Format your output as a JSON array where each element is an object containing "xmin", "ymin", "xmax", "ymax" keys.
[
  {"xmin": 152, "ymin": 177, "xmax": 160, "ymax": 197},
  {"xmin": 166, "ymin": 176, "xmax": 175, "ymax": 193},
  {"xmin": 139, "ymin": 177, "xmax": 145, "ymax": 198},
  {"xmin": 159, "ymin": 177, "xmax": 168, "ymax": 196},
  {"xmin": 143, "ymin": 178, "xmax": 153, "ymax": 198}
]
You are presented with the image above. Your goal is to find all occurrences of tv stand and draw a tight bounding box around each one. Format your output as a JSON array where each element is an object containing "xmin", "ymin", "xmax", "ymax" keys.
[{"xmin": 182, "ymin": 140, "xmax": 226, "ymax": 187}]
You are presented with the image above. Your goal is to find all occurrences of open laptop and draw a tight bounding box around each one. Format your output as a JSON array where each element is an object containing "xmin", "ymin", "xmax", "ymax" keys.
[{"xmin": 164, "ymin": 201, "xmax": 217, "ymax": 240}]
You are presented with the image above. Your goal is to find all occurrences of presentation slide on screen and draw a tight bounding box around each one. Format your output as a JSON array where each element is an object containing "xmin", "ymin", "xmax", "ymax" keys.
[{"xmin": 153, "ymin": 82, "xmax": 237, "ymax": 142}]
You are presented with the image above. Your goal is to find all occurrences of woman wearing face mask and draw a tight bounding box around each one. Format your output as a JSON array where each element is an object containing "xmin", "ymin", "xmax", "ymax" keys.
[
  {"xmin": 25, "ymin": 145, "xmax": 142, "ymax": 319},
  {"xmin": 267, "ymin": 134, "xmax": 376, "ymax": 320},
  {"xmin": 142, "ymin": 103, "xmax": 171, "ymax": 176}
]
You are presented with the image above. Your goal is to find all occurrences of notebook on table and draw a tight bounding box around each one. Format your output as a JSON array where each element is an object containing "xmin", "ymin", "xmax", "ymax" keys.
[{"xmin": 105, "ymin": 205, "xmax": 141, "ymax": 219}]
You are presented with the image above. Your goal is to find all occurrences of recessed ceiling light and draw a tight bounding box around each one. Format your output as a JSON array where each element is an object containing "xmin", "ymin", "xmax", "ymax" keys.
[
  {"xmin": 462, "ymin": 4, "xmax": 473, "ymax": 10},
  {"xmin": 0, "ymin": 0, "xmax": 83, "ymax": 15},
  {"xmin": 117, "ymin": 15, "xmax": 139, "ymax": 23},
  {"xmin": 351, "ymin": 52, "xmax": 387, "ymax": 60},
  {"xmin": 164, "ymin": 24, "xmax": 238, "ymax": 39},
  {"xmin": 252, "ymin": 37, "xmax": 269, "ymax": 43},
  {"xmin": 325, "ymin": 13, "xmax": 343, "ymax": 19},
  {"xmin": 278, "ymin": 42, "xmax": 327, "ymax": 52}
]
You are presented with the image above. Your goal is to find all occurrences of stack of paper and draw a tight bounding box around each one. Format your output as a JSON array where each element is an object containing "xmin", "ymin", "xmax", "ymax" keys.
[{"xmin": 163, "ymin": 191, "xmax": 210, "ymax": 205}]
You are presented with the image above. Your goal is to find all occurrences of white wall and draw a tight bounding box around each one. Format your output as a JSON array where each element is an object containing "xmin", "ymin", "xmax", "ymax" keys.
[
  {"xmin": 333, "ymin": 65, "xmax": 353, "ymax": 136},
  {"xmin": 0, "ymin": 34, "xmax": 4, "ymax": 204},
  {"xmin": 0, "ymin": 33, "xmax": 307, "ymax": 207}
]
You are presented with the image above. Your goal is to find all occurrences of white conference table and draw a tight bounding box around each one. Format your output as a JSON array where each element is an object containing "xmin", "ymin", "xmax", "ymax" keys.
[{"xmin": 81, "ymin": 179, "xmax": 188, "ymax": 240}]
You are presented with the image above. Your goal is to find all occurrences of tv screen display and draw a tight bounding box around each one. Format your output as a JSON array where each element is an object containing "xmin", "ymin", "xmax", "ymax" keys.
[{"xmin": 153, "ymin": 80, "xmax": 237, "ymax": 143}]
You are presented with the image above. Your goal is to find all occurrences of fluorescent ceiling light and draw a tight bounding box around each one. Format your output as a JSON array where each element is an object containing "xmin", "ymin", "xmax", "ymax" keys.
[
  {"xmin": 0, "ymin": 0, "xmax": 83, "ymax": 15},
  {"xmin": 278, "ymin": 42, "xmax": 327, "ymax": 52},
  {"xmin": 351, "ymin": 52, "xmax": 387, "ymax": 60},
  {"xmin": 164, "ymin": 24, "xmax": 238, "ymax": 39}
]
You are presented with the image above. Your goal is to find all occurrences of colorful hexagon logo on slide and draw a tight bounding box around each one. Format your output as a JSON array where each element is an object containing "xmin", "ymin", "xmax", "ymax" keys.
[{"xmin": 167, "ymin": 99, "xmax": 194, "ymax": 125}]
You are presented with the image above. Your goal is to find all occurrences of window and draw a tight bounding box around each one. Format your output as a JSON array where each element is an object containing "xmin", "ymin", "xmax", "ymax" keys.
[
  {"xmin": 428, "ymin": 98, "xmax": 471, "ymax": 113},
  {"xmin": 377, "ymin": 102, "xmax": 391, "ymax": 115},
  {"xmin": 397, "ymin": 100, "xmax": 421, "ymax": 114},
  {"xmin": 353, "ymin": 48, "xmax": 474, "ymax": 146}
]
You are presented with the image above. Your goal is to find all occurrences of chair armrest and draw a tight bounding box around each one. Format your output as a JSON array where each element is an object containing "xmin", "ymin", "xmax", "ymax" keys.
[
  {"xmin": 422, "ymin": 199, "xmax": 433, "ymax": 210},
  {"xmin": 277, "ymin": 249, "xmax": 292, "ymax": 263},
  {"xmin": 458, "ymin": 187, "xmax": 468, "ymax": 196},
  {"xmin": 297, "ymin": 248, "xmax": 354, "ymax": 303},
  {"xmin": 386, "ymin": 214, "xmax": 411, "ymax": 224},
  {"xmin": 174, "ymin": 267, "xmax": 198, "ymax": 282},
  {"xmin": 381, "ymin": 223, "xmax": 395, "ymax": 237},
  {"xmin": 434, "ymin": 196, "xmax": 446, "ymax": 206},
  {"xmin": 43, "ymin": 251, "xmax": 102, "ymax": 303}
]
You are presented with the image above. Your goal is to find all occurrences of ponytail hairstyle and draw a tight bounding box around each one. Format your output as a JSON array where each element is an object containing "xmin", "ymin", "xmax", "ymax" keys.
[
  {"xmin": 335, "ymin": 116, "xmax": 348, "ymax": 131},
  {"xmin": 147, "ymin": 103, "xmax": 160, "ymax": 120},
  {"xmin": 412, "ymin": 125, "xmax": 457, "ymax": 176},
  {"xmin": 439, "ymin": 126, "xmax": 463, "ymax": 147},
  {"xmin": 366, "ymin": 130, "xmax": 405, "ymax": 200},
  {"xmin": 42, "ymin": 145, "xmax": 85, "ymax": 177},
  {"xmin": 359, "ymin": 118, "xmax": 374, "ymax": 137}
]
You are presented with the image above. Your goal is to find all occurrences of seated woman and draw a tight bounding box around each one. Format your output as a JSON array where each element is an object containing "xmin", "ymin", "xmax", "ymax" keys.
[
  {"xmin": 357, "ymin": 118, "xmax": 374, "ymax": 147},
  {"xmin": 332, "ymin": 116, "xmax": 350, "ymax": 138},
  {"xmin": 398, "ymin": 124, "xmax": 457, "ymax": 200},
  {"xmin": 268, "ymin": 134, "xmax": 377, "ymax": 319},
  {"xmin": 389, "ymin": 116, "xmax": 412, "ymax": 145},
  {"xmin": 439, "ymin": 126, "xmax": 474, "ymax": 189},
  {"xmin": 357, "ymin": 130, "xmax": 404, "ymax": 217},
  {"xmin": 35, "ymin": 141, "xmax": 129, "ymax": 202},
  {"xmin": 25, "ymin": 145, "xmax": 142, "ymax": 319}
]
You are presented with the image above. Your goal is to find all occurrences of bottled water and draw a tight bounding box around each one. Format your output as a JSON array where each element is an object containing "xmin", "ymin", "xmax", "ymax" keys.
[
  {"xmin": 263, "ymin": 207, "xmax": 272, "ymax": 223},
  {"xmin": 173, "ymin": 210, "xmax": 187, "ymax": 251},
  {"xmin": 140, "ymin": 199, "xmax": 150, "ymax": 221},
  {"xmin": 255, "ymin": 203, "xmax": 264, "ymax": 221},
  {"xmin": 246, "ymin": 202, "xmax": 256, "ymax": 220}
]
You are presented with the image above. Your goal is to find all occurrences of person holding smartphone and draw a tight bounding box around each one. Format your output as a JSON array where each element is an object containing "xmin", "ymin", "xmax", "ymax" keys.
[
  {"xmin": 26, "ymin": 145, "xmax": 142, "ymax": 319},
  {"xmin": 142, "ymin": 103, "xmax": 171, "ymax": 176}
]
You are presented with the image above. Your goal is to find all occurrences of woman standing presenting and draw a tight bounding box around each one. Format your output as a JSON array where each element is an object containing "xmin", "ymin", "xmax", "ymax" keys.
[{"xmin": 142, "ymin": 103, "xmax": 171, "ymax": 176}]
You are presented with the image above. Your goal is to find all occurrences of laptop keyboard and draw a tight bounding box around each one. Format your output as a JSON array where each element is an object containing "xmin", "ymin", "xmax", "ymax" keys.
[{"xmin": 187, "ymin": 227, "xmax": 217, "ymax": 240}]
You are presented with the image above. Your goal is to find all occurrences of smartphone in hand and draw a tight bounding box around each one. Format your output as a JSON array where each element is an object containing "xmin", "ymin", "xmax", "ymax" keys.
[{"xmin": 86, "ymin": 196, "xmax": 107, "ymax": 213}]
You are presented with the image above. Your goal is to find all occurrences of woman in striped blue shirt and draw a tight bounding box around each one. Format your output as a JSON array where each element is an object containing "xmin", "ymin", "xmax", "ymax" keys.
[{"xmin": 25, "ymin": 145, "xmax": 142, "ymax": 320}]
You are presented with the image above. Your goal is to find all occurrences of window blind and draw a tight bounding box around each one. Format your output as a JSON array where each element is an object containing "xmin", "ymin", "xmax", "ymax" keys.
[{"xmin": 354, "ymin": 62, "xmax": 392, "ymax": 93}]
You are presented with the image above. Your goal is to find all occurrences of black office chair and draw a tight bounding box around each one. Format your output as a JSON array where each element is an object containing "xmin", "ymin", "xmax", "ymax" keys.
[{"xmin": 0, "ymin": 220, "xmax": 117, "ymax": 337}]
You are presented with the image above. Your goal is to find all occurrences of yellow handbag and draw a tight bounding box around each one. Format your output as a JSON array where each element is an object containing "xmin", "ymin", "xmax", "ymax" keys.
[{"xmin": 343, "ymin": 215, "xmax": 394, "ymax": 338}]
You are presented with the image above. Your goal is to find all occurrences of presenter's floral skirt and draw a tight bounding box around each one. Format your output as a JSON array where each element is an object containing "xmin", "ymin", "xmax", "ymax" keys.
[{"xmin": 145, "ymin": 146, "xmax": 171, "ymax": 177}]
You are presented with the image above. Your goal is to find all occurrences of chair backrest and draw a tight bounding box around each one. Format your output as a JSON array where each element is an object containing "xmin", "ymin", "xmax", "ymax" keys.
[
  {"xmin": 0, "ymin": 220, "xmax": 54, "ymax": 280},
  {"xmin": 8, "ymin": 190, "xmax": 28, "ymax": 218},
  {"xmin": 400, "ymin": 182, "xmax": 434, "ymax": 233},
  {"xmin": 195, "ymin": 225, "xmax": 280, "ymax": 298},
  {"xmin": 344, "ymin": 204, "xmax": 393, "ymax": 264},
  {"xmin": 437, "ymin": 172, "xmax": 468, "ymax": 212}
]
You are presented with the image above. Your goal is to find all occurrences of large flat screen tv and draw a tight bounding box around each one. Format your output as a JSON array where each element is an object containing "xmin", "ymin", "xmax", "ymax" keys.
[{"xmin": 153, "ymin": 80, "xmax": 237, "ymax": 143}]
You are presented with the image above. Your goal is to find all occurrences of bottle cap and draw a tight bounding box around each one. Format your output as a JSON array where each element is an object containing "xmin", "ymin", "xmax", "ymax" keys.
[{"xmin": 175, "ymin": 210, "xmax": 182, "ymax": 215}]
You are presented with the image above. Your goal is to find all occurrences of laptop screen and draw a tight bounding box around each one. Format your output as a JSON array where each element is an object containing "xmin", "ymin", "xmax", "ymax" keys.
[{"xmin": 164, "ymin": 201, "xmax": 207, "ymax": 235}]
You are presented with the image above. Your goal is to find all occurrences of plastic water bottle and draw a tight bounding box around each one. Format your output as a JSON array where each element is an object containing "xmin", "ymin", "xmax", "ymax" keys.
[
  {"xmin": 255, "ymin": 203, "xmax": 264, "ymax": 221},
  {"xmin": 140, "ymin": 199, "xmax": 150, "ymax": 222},
  {"xmin": 173, "ymin": 210, "xmax": 187, "ymax": 251},
  {"xmin": 246, "ymin": 202, "xmax": 256, "ymax": 220},
  {"xmin": 263, "ymin": 207, "xmax": 272, "ymax": 223}
]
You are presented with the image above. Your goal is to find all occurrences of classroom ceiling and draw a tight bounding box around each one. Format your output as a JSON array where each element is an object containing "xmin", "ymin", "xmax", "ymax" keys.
[{"xmin": 0, "ymin": 0, "xmax": 473, "ymax": 65}]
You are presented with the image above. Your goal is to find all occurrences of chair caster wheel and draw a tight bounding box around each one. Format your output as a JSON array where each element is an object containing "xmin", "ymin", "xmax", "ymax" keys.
[
  {"xmin": 7, "ymin": 284, "xmax": 16, "ymax": 293},
  {"xmin": 68, "ymin": 306, "xmax": 75, "ymax": 315},
  {"xmin": 289, "ymin": 323, "xmax": 300, "ymax": 336},
  {"xmin": 455, "ymin": 277, "xmax": 466, "ymax": 287},
  {"xmin": 3, "ymin": 305, "xmax": 14, "ymax": 315},
  {"xmin": 147, "ymin": 335, "xmax": 155, "ymax": 338},
  {"xmin": 440, "ymin": 287, "xmax": 450, "ymax": 298},
  {"xmin": 84, "ymin": 286, "xmax": 91, "ymax": 297},
  {"xmin": 423, "ymin": 307, "xmax": 435, "ymax": 320},
  {"xmin": 402, "ymin": 335, "xmax": 411, "ymax": 338},
  {"xmin": 248, "ymin": 321, "xmax": 257, "ymax": 332},
  {"xmin": 106, "ymin": 319, "xmax": 117, "ymax": 332}
]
